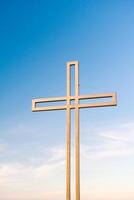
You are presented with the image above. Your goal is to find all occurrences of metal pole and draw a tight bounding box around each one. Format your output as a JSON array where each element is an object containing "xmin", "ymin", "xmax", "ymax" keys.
[
  {"xmin": 75, "ymin": 62, "xmax": 80, "ymax": 200},
  {"xmin": 66, "ymin": 63, "xmax": 71, "ymax": 200}
]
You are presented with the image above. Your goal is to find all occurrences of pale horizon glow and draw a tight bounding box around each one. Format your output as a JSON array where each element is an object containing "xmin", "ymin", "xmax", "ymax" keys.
[{"xmin": 0, "ymin": 121, "xmax": 134, "ymax": 200}]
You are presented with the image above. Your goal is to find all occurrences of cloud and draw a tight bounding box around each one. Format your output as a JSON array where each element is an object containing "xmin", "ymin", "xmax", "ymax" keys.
[
  {"xmin": 0, "ymin": 158, "xmax": 65, "ymax": 199},
  {"xmin": 0, "ymin": 145, "xmax": 66, "ymax": 198},
  {"xmin": 46, "ymin": 145, "xmax": 65, "ymax": 163},
  {"xmin": 0, "ymin": 145, "xmax": 66, "ymax": 183},
  {"xmin": 100, "ymin": 122, "xmax": 134, "ymax": 143},
  {"xmin": 81, "ymin": 121, "xmax": 134, "ymax": 160},
  {"xmin": 0, "ymin": 121, "xmax": 134, "ymax": 199}
]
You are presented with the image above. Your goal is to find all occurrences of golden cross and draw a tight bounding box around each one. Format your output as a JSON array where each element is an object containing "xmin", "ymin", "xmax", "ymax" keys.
[{"xmin": 32, "ymin": 61, "xmax": 117, "ymax": 200}]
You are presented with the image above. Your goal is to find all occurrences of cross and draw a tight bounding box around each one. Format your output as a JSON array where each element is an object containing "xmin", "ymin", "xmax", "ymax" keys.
[{"xmin": 32, "ymin": 61, "xmax": 117, "ymax": 200}]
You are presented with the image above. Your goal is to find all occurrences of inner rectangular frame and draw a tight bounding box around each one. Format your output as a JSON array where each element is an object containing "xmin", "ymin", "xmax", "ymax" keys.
[
  {"xmin": 67, "ymin": 61, "xmax": 79, "ymax": 102},
  {"xmin": 32, "ymin": 92, "xmax": 117, "ymax": 112}
]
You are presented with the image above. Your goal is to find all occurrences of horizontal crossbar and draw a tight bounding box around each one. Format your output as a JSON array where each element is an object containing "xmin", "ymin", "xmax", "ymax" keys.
[{"xmin": 32, "ymin": 93, "xmax": 117, "ymax": 112}]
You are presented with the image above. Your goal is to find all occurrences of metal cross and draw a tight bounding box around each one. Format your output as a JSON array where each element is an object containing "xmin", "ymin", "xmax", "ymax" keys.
[{"xmin": 32, "ymin": 61, "xmax": 117, "ymax": 200}]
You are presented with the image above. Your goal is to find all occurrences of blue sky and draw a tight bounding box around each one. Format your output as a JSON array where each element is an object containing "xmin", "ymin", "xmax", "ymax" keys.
[{"xmin": 0, "ymin": 1, "xmax": 134, "ymax": 200}]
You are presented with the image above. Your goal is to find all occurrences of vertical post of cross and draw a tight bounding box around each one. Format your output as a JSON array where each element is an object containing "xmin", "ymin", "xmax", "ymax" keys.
[
  {"xmin": 66, "ymin": 62, "xmax": 71, "ymax": 200},
  {"xmin": 75, "ymin": 61, "xmax": 80, "ymax": 200},
  {"xmin": 67, "ymin": 61, "xmax": 80, "ymax": 200}
]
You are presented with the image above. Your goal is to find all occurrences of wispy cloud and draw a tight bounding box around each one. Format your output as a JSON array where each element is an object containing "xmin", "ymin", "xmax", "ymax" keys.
[
  {"xmin": 82, "ymin": 121, "xmax": 134, "ymax": 160},
  {"xmin": 0, "ymin": 145, "xmax": 66, "ymax": 183},
  {"xmin": 0, "ymin": 121, "xmax": 134, "ymax": 199},
  {"xmin": 0, "ymin": 157, "xmax": 65, "ymax": 199},
  {"xmin": 46, "ymin": 145, "xmax": 65, "ymax": 163}
]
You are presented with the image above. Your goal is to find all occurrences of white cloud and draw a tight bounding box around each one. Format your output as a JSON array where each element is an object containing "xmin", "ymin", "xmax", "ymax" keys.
[
  {"xmin": 81, "ymin": 121, "xmax": 134, "ymax": 160},
  {"xmin": 0, "ymin": 160, "xmax": 66, "ymax": 199},
  {"xmin": 46, "ymin": 145, "xmax": 65, "ymax": 163},
  {"xmin": 0, "ymin": 144, "xmax": 66, "ymax": 199},
  {"xmin": 0, "ymin": 121, "xmax": 134, "ymax": 199},
  {"xmin": 0, "ymin": 145, "xmax": 65, "ymax": 183}
]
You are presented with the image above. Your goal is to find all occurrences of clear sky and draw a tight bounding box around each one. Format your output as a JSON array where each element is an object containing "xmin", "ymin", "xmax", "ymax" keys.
[{"xmin": 0, "ymin": 0, "xmax": 134, "ymax": 200}]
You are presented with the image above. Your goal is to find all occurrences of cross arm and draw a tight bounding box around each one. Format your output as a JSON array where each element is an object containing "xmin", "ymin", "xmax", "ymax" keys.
[
  {"xmin": 32, "ymin": 96, "xmax": 67, "ymax": 112},
  {"xmin": 32, "ymin": 92, "xmax": 117, "ymax": 112},
  {"xmin": 78, "ymin": 92, "xmax": 117, "ymax": 109}
]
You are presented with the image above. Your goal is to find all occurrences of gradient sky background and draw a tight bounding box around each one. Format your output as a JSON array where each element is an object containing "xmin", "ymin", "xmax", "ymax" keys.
[{"xmin": 0, "ymin": 0, "xmax": 134, "ymax": 200}]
